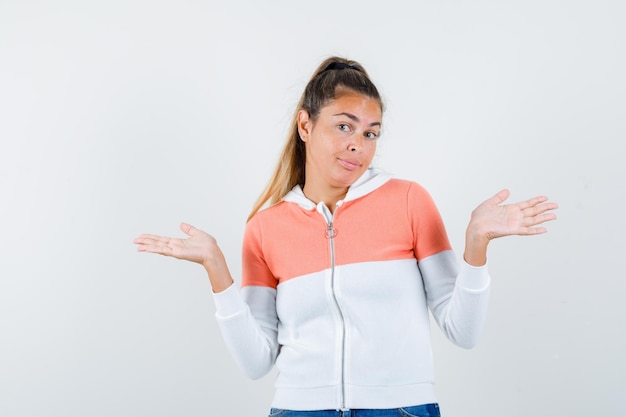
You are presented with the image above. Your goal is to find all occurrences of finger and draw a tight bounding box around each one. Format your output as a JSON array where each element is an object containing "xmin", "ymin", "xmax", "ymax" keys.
[
  {"xmin": 180, "ymin": 222, "xmax": 196, "ymax": 237},
  {"xmin": 527, "ymin": 202, "xmax": 559, "ymax": 217},
  {"xmin": 136, "ymin": 243, "xmax": 174, "ymax": 256},
  {"xmin": 515, "ymin": 212, "xmax": 557, "ymax": 235},
  {"xmin": 133, "ymin": 233, "xmax": 160, "ymax": 243},
  {"xmin": 521, "ymin": 226, "xmax": 548, "ymax": 235},
  {"xmin": 489, "ymin": 188, "xmax": 510, "ymax": 205},
  {"xmin": 517, "ymin": 195, "xmax": 550, "ymax": 211},
  {"xmin": 520, "ymin": 202, "xmax": 558, "ymax": 221},
  {"xmin": 133, "ymin": 235, "xmax": 171, "ymax": 245},
  {"xmin": 527, "ymin": 212, "xmax": 558, "ymax": 226}
]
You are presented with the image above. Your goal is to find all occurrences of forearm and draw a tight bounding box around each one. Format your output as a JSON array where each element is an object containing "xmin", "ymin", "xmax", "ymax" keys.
[
  {"xmin": 203, "ymin": 247, "xmax": 235, "ymax": 293},
  {"xmin": 463, "ymin": 227, "xmax": 489, "ymax": 267},
  {"xmin": 438, "ymin": 262, "xmax": 491, "ymax": 348},
  {"xmin": 421, "ymin": 251, "xmax": 491, "ymax": 349},
  {"xmin": 213, "ymin": 285, "xmax": 279, "ymax": 379}
]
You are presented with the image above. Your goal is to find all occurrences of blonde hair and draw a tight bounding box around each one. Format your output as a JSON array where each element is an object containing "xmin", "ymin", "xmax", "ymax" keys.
[{"xmin": 247, "ymin": 57, "xmax": 382, "ymax": 221}]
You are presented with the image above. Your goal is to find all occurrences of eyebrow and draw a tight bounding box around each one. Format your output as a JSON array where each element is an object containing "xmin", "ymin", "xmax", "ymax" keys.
[{"xmin": 333, "ymin": 112, "xmax": 381, "ymax": 127}]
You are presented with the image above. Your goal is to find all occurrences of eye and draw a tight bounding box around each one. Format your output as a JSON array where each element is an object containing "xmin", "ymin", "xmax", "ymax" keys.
[
  {"xmin": 365, "ymin": 131, "xmax": 379, "ymax": 140},
  {"xmin": 338, "ymin": 123, "xmax": 351, "ymax": 132}
]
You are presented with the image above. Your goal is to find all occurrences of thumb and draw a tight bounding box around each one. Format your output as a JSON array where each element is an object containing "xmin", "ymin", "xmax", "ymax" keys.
[
  {"xmin": 491, "ymin": 188, "xmax": 510, "ymax": 205},
  {"xmin": 180, "ymin": 222, "xmax": 196, "ymax": 236}
]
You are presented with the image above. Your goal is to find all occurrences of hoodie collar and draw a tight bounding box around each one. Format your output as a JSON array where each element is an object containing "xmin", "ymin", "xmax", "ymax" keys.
[{"xmin": 282, "ymin": 168, "xmax": 393, "ymax": 210}]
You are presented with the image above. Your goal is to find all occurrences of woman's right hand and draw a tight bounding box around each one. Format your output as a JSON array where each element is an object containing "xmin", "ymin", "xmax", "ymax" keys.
[
  {"xmin": 134, "ymin": 222, "xmax": 218, "ymax": 266},
  {"xmin": 134, "ymin": 222, "xmax": 234, "ymax": 292}
]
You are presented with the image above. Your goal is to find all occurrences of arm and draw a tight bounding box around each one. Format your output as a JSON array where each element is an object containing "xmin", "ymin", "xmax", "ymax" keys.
[
  {"xmin": 213, "ymin": 216, "xmax": 281, "ymax": 379},
  {"xmin": 133, "ymin": 222, "xmax": 279, "ymax": 379},
  {"xmin": 410, "ymin": 185, "xmax": 558, "ymax": 348}
]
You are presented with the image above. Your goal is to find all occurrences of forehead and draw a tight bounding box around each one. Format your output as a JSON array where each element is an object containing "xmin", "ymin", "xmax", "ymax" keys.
[{"xmin": 320, "ymin": 91, "xmax": 383, "ymax": 121}]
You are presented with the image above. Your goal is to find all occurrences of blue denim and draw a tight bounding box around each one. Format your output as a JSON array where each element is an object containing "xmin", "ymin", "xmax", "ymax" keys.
[{"xmin": 268, "ymin": 403, "xmax": 440, "ymax": 417}]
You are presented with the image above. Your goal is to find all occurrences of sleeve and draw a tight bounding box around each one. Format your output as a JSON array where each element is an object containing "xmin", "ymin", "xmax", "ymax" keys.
[
  {"xmin": 408, "ymin": 182, "xmax": 491, "ymax": 349},
  {"xmin": 211, "ymin": 215, "xmax": 280, "ymax": 379}
]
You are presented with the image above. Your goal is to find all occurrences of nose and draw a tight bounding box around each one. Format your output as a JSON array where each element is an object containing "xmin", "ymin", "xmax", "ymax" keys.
[{"xmin": 348, "ymin": 135, "xmax": 364, "ymax": 152}]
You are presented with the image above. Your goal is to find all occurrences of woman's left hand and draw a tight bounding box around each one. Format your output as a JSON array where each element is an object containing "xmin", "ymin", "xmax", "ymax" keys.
[
  {"xmin": 469, "ymin": 189, "xmax": 558, "ymax": 241},
  {"xmin": 463, "ymin": 189, "xmax": 558, "ymax": 265}
]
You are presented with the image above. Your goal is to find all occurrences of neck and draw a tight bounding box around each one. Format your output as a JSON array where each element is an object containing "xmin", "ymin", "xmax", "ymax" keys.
[{"xmin": 302, "ymin": 183, "xmax": 348, "ymax": 213}]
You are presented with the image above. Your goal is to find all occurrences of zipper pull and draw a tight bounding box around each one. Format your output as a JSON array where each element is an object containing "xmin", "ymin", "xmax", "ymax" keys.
[{"xmin": 325, "ymin": 221, "xmax": 337, "ymax": 239}]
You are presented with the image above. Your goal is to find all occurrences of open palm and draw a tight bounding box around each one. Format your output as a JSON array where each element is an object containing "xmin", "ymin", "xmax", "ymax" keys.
[
  {"xmin": 470, "ymin": 189, "xmax": 558, "ymax": 241},
  {"xmin": 133, "ymin": 222, "xmax": 219, "ymax": 266}
]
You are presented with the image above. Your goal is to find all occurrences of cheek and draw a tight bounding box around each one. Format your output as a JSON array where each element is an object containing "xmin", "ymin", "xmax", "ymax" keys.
[
  {"xmin": 307, "ymin": 136, "xmax": 336, "ymax": 162},
  {"xmin": 364, "ymin": 143, "xmax": 378, "ymax": 166}
]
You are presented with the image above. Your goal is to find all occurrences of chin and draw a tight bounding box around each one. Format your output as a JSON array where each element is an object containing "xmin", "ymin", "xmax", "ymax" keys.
[{"xmin": 334, "ymin": 174, "xmax": 362, "ymax": 189}]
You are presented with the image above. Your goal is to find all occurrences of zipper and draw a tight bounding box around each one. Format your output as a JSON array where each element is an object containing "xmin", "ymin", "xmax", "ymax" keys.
[{"xmin": 320, "ymin": 204, "xmax": 348, "ymax": 411}]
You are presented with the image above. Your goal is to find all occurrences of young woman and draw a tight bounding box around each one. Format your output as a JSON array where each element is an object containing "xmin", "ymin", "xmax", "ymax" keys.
[{"xmin": 134, "ymin": 57, "xmax": 557, "ymax": 417}]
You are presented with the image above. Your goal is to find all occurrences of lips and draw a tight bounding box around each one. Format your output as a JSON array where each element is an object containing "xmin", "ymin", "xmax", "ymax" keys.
[{"xmin": 338, "ymin": 158, "xmax": 361, "ymax": 170}]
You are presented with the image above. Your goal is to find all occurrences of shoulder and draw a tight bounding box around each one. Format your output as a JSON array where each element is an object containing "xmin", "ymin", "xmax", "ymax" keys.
[
  {"xmin": 376, "ymin": 178, "xmax": 442, "ymax": 222},
  {"xmin": 377, "ymin": 178, "xmax": 434, "ymax": 200},
  {"xmin": 245, "ymin": 200, "xmax": 311, "ymax": 235}
]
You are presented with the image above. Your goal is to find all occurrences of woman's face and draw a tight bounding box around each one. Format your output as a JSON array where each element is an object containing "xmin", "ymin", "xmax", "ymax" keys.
[{"xmin": 298, "ymin": 90, "xmax": 382, "ymax": 197}]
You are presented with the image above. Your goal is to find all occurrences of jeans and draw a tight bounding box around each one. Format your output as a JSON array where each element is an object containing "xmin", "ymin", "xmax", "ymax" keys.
[{"xmin": 268, "ymin": 404, "xmax": 440, "ymax": 417}]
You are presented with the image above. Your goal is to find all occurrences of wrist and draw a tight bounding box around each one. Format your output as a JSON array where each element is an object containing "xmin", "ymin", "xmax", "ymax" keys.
[
  {"xmin": 464, "ymin": 228, "xmax": 489, "ymax": 267},
  {"xmin": 465, "ymin": 223, "xmax": 490, "ymax": 245},
  {"xmin": 202, "ymin": 250, "xmax": 234, "ymax": 293}
]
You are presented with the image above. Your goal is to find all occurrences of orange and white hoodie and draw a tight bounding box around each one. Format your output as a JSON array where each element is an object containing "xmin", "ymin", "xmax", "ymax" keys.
[{"xmin": 213, "ymin": 168, "xmax": 490, "ymax": 411}]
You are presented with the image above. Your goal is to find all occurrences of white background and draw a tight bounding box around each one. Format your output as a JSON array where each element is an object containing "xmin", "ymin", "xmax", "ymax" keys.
[{"xmin": 1, "ymin": 1, "xmax": 624, "ymax": 416}]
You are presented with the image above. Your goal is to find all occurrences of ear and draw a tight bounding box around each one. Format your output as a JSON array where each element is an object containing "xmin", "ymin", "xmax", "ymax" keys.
[{"xmin": 297, "ymin": 110, "xmax": 311, "ymax": 141}]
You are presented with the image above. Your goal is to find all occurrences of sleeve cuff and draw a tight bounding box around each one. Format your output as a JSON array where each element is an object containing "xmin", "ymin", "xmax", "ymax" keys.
[
  {"xmin": 212, "ymin": 283, "xmax": 248, "ymax": 318},
  {"xmin": 457, "ymin": 260, "xmax": 490, "ymax": 292}
]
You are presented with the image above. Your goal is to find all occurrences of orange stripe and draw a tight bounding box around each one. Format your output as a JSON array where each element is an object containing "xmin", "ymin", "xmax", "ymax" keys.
[{"xmin": 241, "ymin": 180, "xmax": 451, "ymax": 288}]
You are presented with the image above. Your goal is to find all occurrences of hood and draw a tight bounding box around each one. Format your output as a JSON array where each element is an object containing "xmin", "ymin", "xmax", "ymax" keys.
[{"xmin": 282, "ymin": 168, "xmax": 393, "ymax": 210}]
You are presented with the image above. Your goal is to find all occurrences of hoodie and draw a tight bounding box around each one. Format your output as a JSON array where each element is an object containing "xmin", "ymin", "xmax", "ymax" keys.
[{"xmin": 213, "ymin": 168, "xmax": 490, "ymax": 411}]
